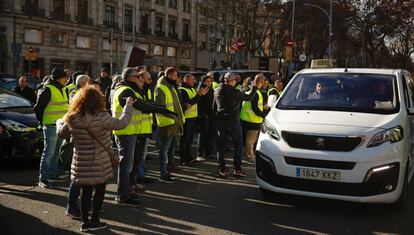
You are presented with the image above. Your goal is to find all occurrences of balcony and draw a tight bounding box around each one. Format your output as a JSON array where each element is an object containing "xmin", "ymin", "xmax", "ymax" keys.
[
  {"xmin": 103, "ymin": 20, "xmax": 118, "ymax": 30},
  {"xmin": 22, "ymin": 5, "xmax": 45, "ymax": 17},
  {"xmin": 168, "ymin": 32, "xmax": 178, "ymax": 39},
  {"xmin": 50, "ymin": 11, "xmax": 68, "ymax": 21},
  {"xmin": 155, "ymin": 30, "xmax": 165, "ymax": 37},
  {"xmin": 182, "ymin": 35, "xmax": 192, "ymax": 42},
  {"xmin": 140, "ymin": 27, "xmax": 152, "ymax": 35}
]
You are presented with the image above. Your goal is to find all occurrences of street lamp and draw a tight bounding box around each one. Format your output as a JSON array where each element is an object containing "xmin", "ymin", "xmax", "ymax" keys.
[{"xmin": 303, "ymin": 0, "xmax": 333, "ymax": 59}]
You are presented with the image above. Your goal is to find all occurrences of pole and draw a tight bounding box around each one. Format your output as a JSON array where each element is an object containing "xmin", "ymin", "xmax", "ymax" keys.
[
  {"xmin": 122, "ymin": 0, "xmax": 125, "ymax": 67},
  {"xmin": 289, "ymin": 0, "xmax": 295, "ymax": 78},
  {"xmin": 329, "ymin": 0, "xmax": 332, "ymax": 59},
  {"xmin": 110, "ymin": 28, "xmax": 113, "ymax": 75},
  {"xmin": 13, "ymin": 15, "xmax": 16, "ymax": 75}
]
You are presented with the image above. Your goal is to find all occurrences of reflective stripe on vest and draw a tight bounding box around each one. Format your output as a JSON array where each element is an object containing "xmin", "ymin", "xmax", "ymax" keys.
[
  {"xmin": 112, "ymin": 86, "xmax": 142, "ymax": 135},
  {"xmin": 267, "ymin": 88, "xmax": 282, "ymax": 98},
  {"xmin": 179, "ymin": 87, "xmax": 198, "ymax": 119},
  {"xmin": 155, "ymin": 84, "xmax": 184, "ymax": 127},
  {"xmin": 240, "ymin": 90, "xmax": 264, "ymax": 124},
  {"xmin": 212, "ymin": 81, "xmax": 219, "ymax": 90},
  {"xmin": 43, "ymin": 84, "xmax": 69, "ymax": 125},
  {"xmin": 140, "ymin": 89, "xmax": 153, "ymax": 134}
]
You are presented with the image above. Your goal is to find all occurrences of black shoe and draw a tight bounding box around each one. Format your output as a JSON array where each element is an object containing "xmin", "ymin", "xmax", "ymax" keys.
[
  {"xmin": 159, "ymin": 175, "xmax": 175, "ymax": 183},
  {"xmin": 80, "ymin": 222, "xmax": 90, "ymax": 232},
  {"xmin": 88, "ymin": 221, "xmax": 107, "ymax": 231},
  {"xmin": 38, "ymin": 180, "xmax": 50, "ymax": 188},
  {"xmin": 136, "ymin": 177, "xmax": 155, "ymax": 184},
  {"xmin": 115, "ymin": 197, "xmax": 141, "ymax": 207},
  {"xmin": 66, "ymin": 208, "xmax": 81, "ymax": 219},
  {"xmin": 218, "ymin": 167, "xmax": 230, "ymax": 177}
]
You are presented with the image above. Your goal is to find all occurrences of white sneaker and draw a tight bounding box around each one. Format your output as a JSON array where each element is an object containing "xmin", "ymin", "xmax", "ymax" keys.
[{"xmin": 195, "ymin": 156, "xmax": 205, "ymax": 161}]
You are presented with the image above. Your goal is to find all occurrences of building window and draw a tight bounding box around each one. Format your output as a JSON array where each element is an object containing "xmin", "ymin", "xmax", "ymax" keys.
[
  {"xmin": 103, "ymin": 39, "xmax": 116, "ymax": 51},
  {"xmin": 199, "ymin": 6, "xmax": 206, "ymax": 16},
  {"xmin": 168, "ymin": 18, "xmax": 177, "ymax": 37},
  {"xmin": 52, "ymin": 0, "xmax": 65, "ymax": 20},
  {"xmin": 155, "ymin": 16, "xmax": 164, "ymax": 34},
  {"xmin": 183, "ymin": 0, "xmax": 191, "ymax": 13},
  {"xmin": 168, "ymin": 0, "xmax": 177, "ymax": 9},
  {"xmin": 24, "ymin": 29, "xmax": 43, "ymax": 44},
  {"xmin": 182, "ymin": 48, "xmax": 191, "ymax": 59},
  {"xmin": 138, "ymin": 43, "xmax": 150, "ymax": 54},
  {"xmin": 77, "ymin": 0, "xmax": 88, "ymax": 24},
  {"xmin": 124, "ymin": 9, "xmax": 133, "ymax": 32},
  {"xmin": 51, "ymin": 31, "xmax": 69, "ymax": 47},
  {"xmin": 153, "ymin": 45, "xmax": 164, "ymax": 56},
  {"xmin": 24, "ymin": 0, "xmax": 40, "ymax": 17},
  {"xmin": 156, "ymin": 0, "xmax": 165, "ymax": 5},
  {"xmin": 105, "ymin": 5, "xmax": 115, "ymax": 27},
  {"xmin": 199, "ymin": 42, "xmax": 207, "ymax": 51},
  {"xmin": 140, "ymin": 13, "xmax": 150, "ymax": 34},
  {"xmin": 167, "ymin": 47, "xmax": 176, "ymax": 57},
  {"xmin": 183, "ymin": 22, "xmax": 190, "ymax": 40},
  {"xmin": 76, "ymin": 35, "xmax": 91, "ymax": 49},
  {"xmin": 199, "ymin": 24, "xmax": 207, "ymax": 33}
]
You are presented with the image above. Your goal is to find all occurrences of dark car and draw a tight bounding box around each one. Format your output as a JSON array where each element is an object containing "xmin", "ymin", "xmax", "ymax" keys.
[
  {"xmin": 0, "ymin": 88, "xmax": 43, "ymax": 158},
  {"xmin": 0, "ymin": 76, "xmax": 41, "ymax": 91}
]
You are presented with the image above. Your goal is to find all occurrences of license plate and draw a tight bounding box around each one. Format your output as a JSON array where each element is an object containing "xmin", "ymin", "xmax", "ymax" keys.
[{"xmin": 296, "ymin": 168, "xmax": 340, "ymax": 182}]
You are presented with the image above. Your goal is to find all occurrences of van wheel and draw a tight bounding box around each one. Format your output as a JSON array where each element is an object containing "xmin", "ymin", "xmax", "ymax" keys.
[{"xmin": 393, "ymin": 161, "xmax": 409, "ymax": 210}]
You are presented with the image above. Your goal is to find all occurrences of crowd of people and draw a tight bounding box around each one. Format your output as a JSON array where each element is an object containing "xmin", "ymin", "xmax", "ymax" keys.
[{"xmin": 26, "ymin": 66, "xmax": 284, "ymax": 232}]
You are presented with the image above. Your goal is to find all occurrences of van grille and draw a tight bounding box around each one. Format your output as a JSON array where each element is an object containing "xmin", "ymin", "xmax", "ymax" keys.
[{"xmin": 282, "ymin": 131, "xmax": 363, "ymax": 152}]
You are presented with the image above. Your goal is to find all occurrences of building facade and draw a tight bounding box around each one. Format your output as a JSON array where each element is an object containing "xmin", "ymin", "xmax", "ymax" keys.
[{"xmin": 0, "ymin": 0, "xmax": 199, "ymax": 78}]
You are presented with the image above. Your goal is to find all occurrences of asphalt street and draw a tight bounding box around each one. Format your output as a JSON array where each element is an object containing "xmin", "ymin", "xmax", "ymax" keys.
[{"xmin": 0, "ymin": 141, "xmax": 413, "ymax": 234}]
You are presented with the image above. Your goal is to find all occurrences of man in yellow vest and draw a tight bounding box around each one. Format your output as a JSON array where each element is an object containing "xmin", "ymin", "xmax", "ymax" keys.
[
  {"xmin": 154, "ymin": 67, "xmax": 185, "ymax": 183},
  {"xmin": 267, "ymin": 78, "xmax": 284, "ymax": 107},
  {"xmin": 240, "ymin": 74, "xmax": 269, "ymax": 162},
  {"xmin": 34, "ymin": 67, "xmax": 69, "ymax": 188},
  {"xmin": 130, "ymin": 71, "xmax": 157, "ymax": 187},
  {"xmin": 178, "ymin": 74, "xmax": 208, "ymax": 166},
  {"xmin": 112, "ymin": 68, "xmax": 175, "ymax": 205}
]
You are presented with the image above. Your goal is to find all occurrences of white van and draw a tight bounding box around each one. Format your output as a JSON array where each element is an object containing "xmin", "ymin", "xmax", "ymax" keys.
[{"xmin": 256, "ymin": 68, "xmax": 414, "ymax": 204}]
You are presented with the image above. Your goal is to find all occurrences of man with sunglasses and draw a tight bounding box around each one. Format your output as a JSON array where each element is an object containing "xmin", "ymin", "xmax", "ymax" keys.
[{"xmin": 12, "ymin": 75, "xmax": 36, "ymax": 103}]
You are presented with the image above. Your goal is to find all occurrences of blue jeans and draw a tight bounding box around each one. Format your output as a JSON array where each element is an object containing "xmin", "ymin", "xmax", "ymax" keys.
[
  {"xmin": 131, "ymin": 137, "xmax": 149, "ymax": 183},
  {"xmin": 67, "ymin": 181, "xmax": 81, "ymax": 211},
  {"xmin": 39, "ymin": 124, "xmax": 63, "ymax": 181},
  {"xmin": 217, "ymin": 120, "xmax": 244, "ymax": 170},
  {"xmin": 115, "ymin": 134, "xmax": 137, "ymax": 198},
  {"xmin": 159, "ymin": 136, "xmax": 177, "ymax": 177}
]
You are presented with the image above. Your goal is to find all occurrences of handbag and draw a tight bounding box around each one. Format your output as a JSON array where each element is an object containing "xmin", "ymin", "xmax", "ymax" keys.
[{"xmin": 85, "ymin": 128, "xmax": 119, "ymax": 167}]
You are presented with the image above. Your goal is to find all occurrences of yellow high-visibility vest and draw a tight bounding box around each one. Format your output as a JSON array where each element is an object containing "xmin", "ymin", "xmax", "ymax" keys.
[
  {"xmin": 179, "ymin": 87, "xmax": 198, "ymax": 119},
  {"xmin": 240, "ymin": 90, "xmax": 264, "ymax": 124},
  {"xmin": 43, "ymin": 84, "xmax": 69, "ymax": 125},
  {"xmin": 155, "ymin": 84, "xmax": 185, "ymax": 127},
  {"xmin": 112, "ymin": 86, "xmax": 142, "ymax": 135}
]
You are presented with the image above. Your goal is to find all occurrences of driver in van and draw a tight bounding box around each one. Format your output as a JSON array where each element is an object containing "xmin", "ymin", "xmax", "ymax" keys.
[{"xmin": 307, "ymin": 82, "xmax": 325, "ymax": 99}]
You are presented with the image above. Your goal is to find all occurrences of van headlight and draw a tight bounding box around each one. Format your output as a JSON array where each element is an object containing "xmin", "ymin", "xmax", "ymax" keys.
[
  {"xmin": 261, "ymin": 119, "xmax": 280, "ymax": 140},
  {"xmin": 367, "ymin": 126, "xmax": 403, "ymax": 148},
  {"xmin": 1, "ymin": 119, "xmax": 37, "ymax": 132}
]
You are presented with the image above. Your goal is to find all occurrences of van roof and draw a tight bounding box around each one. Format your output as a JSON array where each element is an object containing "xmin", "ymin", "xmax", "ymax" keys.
[{"xmin": 298, "ymin": 68, "xmax": 404, "ymax": 76}]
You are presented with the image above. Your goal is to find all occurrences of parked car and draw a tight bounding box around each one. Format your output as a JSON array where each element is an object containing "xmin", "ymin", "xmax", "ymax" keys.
[
  {"xmin": 0, "ymin": 76, "xmax": 41, "ymax": 91},
  {"xmin": 0, "ymin": 88, "xmax": 43, "ymax": 158},
  {"xmin": 256, "ymin": 68, "xmax": 413, "ymax": 206}
]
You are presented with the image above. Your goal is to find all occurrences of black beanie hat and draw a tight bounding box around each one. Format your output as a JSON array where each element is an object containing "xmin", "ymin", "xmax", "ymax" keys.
[{"xmin": 51, "ymin": 67, "xmax": 67, "ymax": 80}]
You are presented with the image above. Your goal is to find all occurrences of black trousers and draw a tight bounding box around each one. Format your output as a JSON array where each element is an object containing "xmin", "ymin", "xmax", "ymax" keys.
[
  {"xmin": 180, "ymin": 118, "xmax": 197, "ymax": 163},
  {"xmin": 80, "ymin": 183, "xmax": 106, "ymax": 223},
  {"xmin": 197, "ymin": 116, "xmax": 217, "ymax": 158}
]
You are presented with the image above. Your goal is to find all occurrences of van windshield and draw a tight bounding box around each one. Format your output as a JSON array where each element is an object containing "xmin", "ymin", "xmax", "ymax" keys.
[{"xmin": 277, "ymin": 73, "xmax": 399, "ymax": 114}]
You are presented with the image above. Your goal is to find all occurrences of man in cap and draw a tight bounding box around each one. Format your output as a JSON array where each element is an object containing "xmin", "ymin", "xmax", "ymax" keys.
[
  {"xmin": 214, "ymin": 72, "xmax": 263, "ymax": 177},
  {"xmin": 112, "ymin": 67, "xmax": 176, "ymax": 205},
  {"xmin": 34, "ymin": 67, "xmax": 70, "ymax": 188}
]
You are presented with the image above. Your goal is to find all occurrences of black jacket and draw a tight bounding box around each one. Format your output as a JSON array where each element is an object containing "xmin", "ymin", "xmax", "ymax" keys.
[
  {"xmin": 12, "ymin": 86, "xmax": 36, "ymax": 103},
  {"xmin": 34, "ymin": 80, "xmax": 68, "ymax": 123},
  {"xmin": 214, "ymin": 83, "xmax": 258, "ymax": 121},
  {"xmin": 197, "ymin": 86, "xmax": 215, "ymax": 118},
  {"xmin": 99, "ymin": 76, "xmax": 112, "ymax": 94}
]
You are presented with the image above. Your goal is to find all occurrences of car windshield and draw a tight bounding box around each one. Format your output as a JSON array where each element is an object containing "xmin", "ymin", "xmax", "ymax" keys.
[
  {"xmin": 0, "ymin": 91, "xmax": 32, "ymax": 108},
  {"xmin": 277, "ymin": 73, "xmax": 399, "ymax": 114}
]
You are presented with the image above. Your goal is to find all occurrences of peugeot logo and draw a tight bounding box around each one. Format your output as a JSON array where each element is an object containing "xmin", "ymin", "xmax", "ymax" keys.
[{"xmin": 315, "ymin": 137, "xmax": 325, "ymax": 148}]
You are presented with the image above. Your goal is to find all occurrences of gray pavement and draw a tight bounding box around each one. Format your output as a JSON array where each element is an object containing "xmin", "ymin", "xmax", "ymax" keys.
[{"xmin": 0, "ymin": 142, "xmax": 413, "ymax": 234}]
